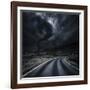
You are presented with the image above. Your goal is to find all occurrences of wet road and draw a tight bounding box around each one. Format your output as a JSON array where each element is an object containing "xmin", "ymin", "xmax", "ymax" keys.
[{"xmin": 23, "ymin": 58, "xmax": 79, "ymax": 77}]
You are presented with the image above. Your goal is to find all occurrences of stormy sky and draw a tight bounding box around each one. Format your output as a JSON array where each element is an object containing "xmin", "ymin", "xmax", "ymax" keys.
[{"xmin": 21, "ymin": 11, "xmax": 79, "ymax": 54}]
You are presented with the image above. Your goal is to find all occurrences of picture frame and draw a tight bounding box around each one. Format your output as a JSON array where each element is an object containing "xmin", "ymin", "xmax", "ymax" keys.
[{"xmin": 11, "ymin": 1, "xmax": 88, "ymax": 89}]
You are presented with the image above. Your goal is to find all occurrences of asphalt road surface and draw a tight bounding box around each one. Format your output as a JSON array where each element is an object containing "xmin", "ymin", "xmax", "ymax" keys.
[{"xmin": 23, "ymin": 58, "xmax": 79, "ymax": 77}]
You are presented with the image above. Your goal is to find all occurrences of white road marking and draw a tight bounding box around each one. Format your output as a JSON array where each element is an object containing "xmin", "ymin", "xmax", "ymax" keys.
[{"xmin": 23, "ymin": 59, "xmax": 54, "ymax": 77}]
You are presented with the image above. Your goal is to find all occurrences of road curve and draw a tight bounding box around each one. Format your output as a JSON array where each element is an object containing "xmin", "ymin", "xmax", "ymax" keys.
[{"xmin": 23, "ymin": 58, "xmax": 79, "ymax": 77}]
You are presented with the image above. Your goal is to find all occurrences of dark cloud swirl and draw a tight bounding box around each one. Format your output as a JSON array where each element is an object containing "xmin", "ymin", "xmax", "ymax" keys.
[{"xmin": 22, "ymin": 11, "xmax": 79, "ymax": 54}]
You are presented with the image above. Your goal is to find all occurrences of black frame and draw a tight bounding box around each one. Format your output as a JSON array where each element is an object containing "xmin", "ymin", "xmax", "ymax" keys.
[{"xmin": 11, "ymin": 1, "xmax": 88, "ymax": 89}]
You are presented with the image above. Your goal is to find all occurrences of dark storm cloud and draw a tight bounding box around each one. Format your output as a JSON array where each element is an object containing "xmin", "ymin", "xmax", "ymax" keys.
[{"xmin": 22, "ymin": 11, "xmax": 79, "ymax": 53}]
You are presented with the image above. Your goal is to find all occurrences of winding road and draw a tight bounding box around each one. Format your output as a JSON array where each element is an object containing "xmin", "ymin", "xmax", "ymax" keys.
[{"xmin": 23, "ymin": 58, "xmax": 79, "ymax": 77}]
